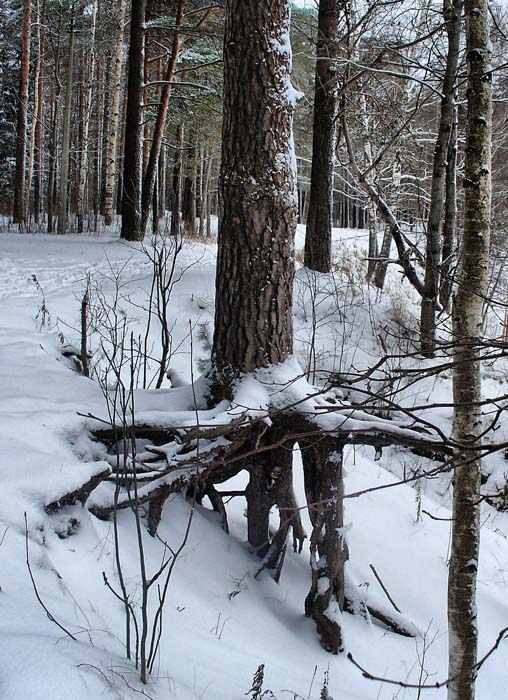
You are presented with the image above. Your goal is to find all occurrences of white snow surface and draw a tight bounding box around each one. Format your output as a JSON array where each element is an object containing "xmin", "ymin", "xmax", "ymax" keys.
[{"xmin": 1, "ymin": 227, "xmax": 508, "ymax": 700}]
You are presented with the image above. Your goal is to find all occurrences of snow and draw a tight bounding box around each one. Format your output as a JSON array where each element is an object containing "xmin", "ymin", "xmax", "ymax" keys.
[{"xmin": 1, "ymin": 227, "xmax": 508, "ymax": 700}]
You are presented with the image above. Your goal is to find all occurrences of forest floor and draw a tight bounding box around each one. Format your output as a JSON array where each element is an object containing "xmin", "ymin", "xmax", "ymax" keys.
[{"xmin": 1, "ymin": 225, "xmax": 508, "ymax": 700}]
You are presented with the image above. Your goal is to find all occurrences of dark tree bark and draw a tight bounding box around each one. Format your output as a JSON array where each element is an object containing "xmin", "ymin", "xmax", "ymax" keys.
[
  {"xmin": 447, "ymin": 2, "xmax": 492, "ymax": 699},
  {"xmin": 121, "ymin": 0, "xmax": 146, "ymax": 241},
  {"xmin": 302, "ymin": 438, "xmax": 347, "ymax": 653},
  {"xmin": 13, "ymin": 0, "xmax": 32, "ymax": 226},
  {"xmin": 304, "ymin": 0, "xmax": 341, "ymax": 273},
  {"xmin": 211, "ymin": 0, "xmax": 298, "ymax": 399},
  {"xmin": 420, "ymin": 0, "xmax": 463, "ymax": 355}
]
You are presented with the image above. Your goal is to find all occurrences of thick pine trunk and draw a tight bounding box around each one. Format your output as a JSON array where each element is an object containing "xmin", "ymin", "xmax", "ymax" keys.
[
  {"xmin": 211, "ymin": 0, "xmax": 297, "ymax": 398},
  {"xmin": 447, "ymin": 2, "xmax": 492, "ymax": 699},
  {"xmin": 304, "ymin": 0, "xmax": 339, "ymax": 273},
  {"xmin": 13, "ymin": 0, "xmax": 32, "ymax": 226},
  {"xmin": 420, "ymin": 0, "xmax": 462, "ymax": 355},
  {"xmin": 121, "ymin": 0, "xmax": 146, "ymax": 241}
]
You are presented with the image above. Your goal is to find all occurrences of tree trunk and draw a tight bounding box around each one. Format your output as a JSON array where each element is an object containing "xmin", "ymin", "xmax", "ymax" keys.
[
  {"xmin": 140, "ymin": 0, "xmax": 185, "ymax": 236},
  {"xmin": 447, "ymin": 2, "xmax": 492, "ymax": 699},
  {"xmin": 104, "ymin": 0, "xmax": 127, "ymax": 227},
  {"xmin": 182, "ymin": 129, "xmax": 197, "ymax": 237},
  {"xmin": 304, "ymin": 0, "xmax": 339, "ymax": 273},
  {"xmin": 303, "ymin": 438, "xmax": 347, "ymax": 653},
  {"xmin": 76, "ymin": 0, "xmax": 98, "ymax": 233},
  {"xmin": 420, "ymin": 0, "xmax": 463, "ymax": 355},
  {"xmin": 57, "ymin": 8, "xmax": 75, "ymax": 235},
  {"xmin": 34, "ymin": 0, "xmax": 46, "ymax": 226},
  {"xmin": 211, "ymin": 0, "xmax": 297, "ymax": 399},
  {"xmin": 121, "ymin": 0, "xmax": 146, "ymax": 241},
  {"xmin": 13, "ymin": 0, "xmax": 32, "ymax": 226},
  {"xmin": 170, "ymin": 122, "xmax": 184, "ymax": 237},
  {"xmin": 440, "ymin": 101, "xmax": 458, "ymax": 311}
]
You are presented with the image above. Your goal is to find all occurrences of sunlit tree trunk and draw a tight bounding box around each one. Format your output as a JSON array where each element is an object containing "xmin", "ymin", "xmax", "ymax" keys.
[
  {"xmin": 57, "ymin": 7, "xmax": 75, "ymax": 235},
  {"xmin": 104, "ymin": 0, "xmax": 127, "ymax": 227},
  {"xmin": 448, "ymin": 2, "xmax": 492, "ymax": 699},
  {"xmin": 76, "ymin": 0, "xmax": 98, "ymax": 233},
  {"xmin": 211, "ymin": 0, "xmax": 297, "ymax": 399}
]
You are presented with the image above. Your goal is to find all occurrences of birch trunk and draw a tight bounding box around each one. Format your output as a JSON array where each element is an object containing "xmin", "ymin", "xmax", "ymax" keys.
[
  {"xmin": 447, "ymin": 2, "xmax": 492, "ymax": 699},
  {"xmin": 57, "ymin": 9, "xmax": 75, "ymax": 235},
  {"xmin": 103, "ymin": 0, "xmax": 127, "ymax": 226},
  {"xmin": 76, "ymin": 0, "xmax": 98, "ymax": 233},
  {"xmin": 420, "ymin": 0, "xmax": 463, "ymax": 355}
]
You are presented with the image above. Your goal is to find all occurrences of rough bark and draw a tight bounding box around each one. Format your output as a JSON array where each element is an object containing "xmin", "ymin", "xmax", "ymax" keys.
[
  {"xmin": 304, "ymin": 0, "xmax": 341, "ymax": 273},
  {"xmin": 302, "ymin": 438, "xmax": 347, "ymax": 653},
  {"xmin": 211, "ymin": 0, "xmax": 297, "ymax": 399},
  {"xmin": 13, "ymin": 0, "xmax": 32, "ymax": 226},
  {"xmin": 121, "ymin": 0, "xmax": 146, "ymax": 241},
  {"xmin": 420, "ymin": 0, "xmax": 463, "ymax": 355},
  {"xmin": 447, "ymin": 2, "xmax": 492, "ymax": 699}
]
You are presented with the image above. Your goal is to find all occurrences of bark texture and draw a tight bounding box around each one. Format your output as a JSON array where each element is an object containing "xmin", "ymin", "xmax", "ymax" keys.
[
  {"xmin": 447, "ymin": 2, "xmax": 492, "ymax": 699},
  {"xmin": 304, "ymin": 0, "xmax": 341, "ymax": 273},
  {"xmin": 420, "ymin": 0, "xmax": 463, "ymax": 355},
  {"xmin": 121, "ymin": 0, "xmax": 146, "ymax": 241},
  {"xmin": 211, "ymin": 0, "xmax": 297, "ymax": 397}
]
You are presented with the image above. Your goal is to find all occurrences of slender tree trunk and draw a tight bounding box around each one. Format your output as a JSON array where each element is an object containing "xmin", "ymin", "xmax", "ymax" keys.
[
  {"xmin": 104, "ymin": 0, "xmax": 127, "ymax": 226},
  {"xmin": 76, "ymin": 0, "xmax": 98, "ymax": 233},
  {"xmin": 304, "ymin": 0, "xmax": 340, "ymax": 273},
  {"xmin": 182, "ymin": 129, "xmax": 197, "ymax": 237},
  {"xmin": 420, "ymin": 0, "xmax": 463, "ymax": 355},
  {"xmin": 121, "ymin": 0, "xmax": 147, "ymax": 241},
  {"xmin": 170, "ymin": 122, "xmax": 184, "ymax": 237},
  {"xmin": 140, "ymin": 0, "xmax": 185, "ymax": 236},
  {"xmin": 440, "ymin": 101, "xmax": 458, "ymax": 311},
  {"xmin": 13, "ymin": 0, "xmax": 32, "ymax": 226},
  {"xmin": 447, "ymin": 2, "xmax": 492, "ymax": 699},
  {"xmin": 34, "ymin": 0, "xmax": 46, "ymax": 225},
  {"xmin": 211, "ymin": 0, "xmax": 297, "ymax": 399},
  {"xmin": 57, "ymin": 8, "xmax": 75, "ymax": 235}
]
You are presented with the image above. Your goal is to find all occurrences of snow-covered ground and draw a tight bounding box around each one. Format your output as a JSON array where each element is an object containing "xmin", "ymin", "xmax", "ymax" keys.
[{"xmin": 1, "ymin": 227, "xmax": 508, "ymax": 700}]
